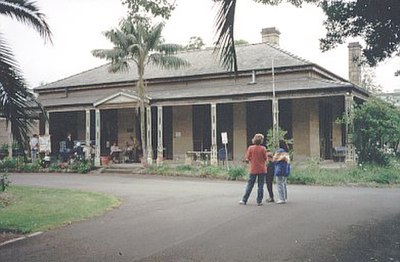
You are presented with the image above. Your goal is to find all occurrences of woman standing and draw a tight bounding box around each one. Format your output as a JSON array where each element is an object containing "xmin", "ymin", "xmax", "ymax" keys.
[
  {"xmin": 273, "ymin": 140, "xmax": 291, "ymax": 204},
  {"xmin": 239, "ymin": 133, "xmax": 268, "ymax": 206}
]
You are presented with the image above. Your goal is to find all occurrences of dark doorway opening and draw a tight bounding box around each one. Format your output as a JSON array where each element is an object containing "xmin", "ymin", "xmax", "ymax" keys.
[
  {"xmin": 192, "ymin": 105, "xmax": 211, "ymax": 151},
  {"xmin": 246, "ymin": 101, "xmax": 271, "ymax": 146},
  {"xmin": 101, "ymin": 109, "xmax": 118, "ymax": 155},
  {"xmin": 319, "ymin": 102, "xmax": 333, "ymax": 159},
  {"xmin": 217, "ymin": 103, "xmax": 233, "ymax": 160}
]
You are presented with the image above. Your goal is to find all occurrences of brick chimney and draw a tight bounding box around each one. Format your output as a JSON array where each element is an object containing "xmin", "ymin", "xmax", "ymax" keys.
[
  {"xmin": 348, "ymin": 42, "xmax": 362, "ymax": 86},
  {"xmin": 261, "ymin": 27, "xmax": 280, "ymax": 46}
]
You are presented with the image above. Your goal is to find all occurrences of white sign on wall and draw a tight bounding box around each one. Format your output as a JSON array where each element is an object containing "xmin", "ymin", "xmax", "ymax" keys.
[{"xmin": 221, "ymin": 132, "xmax": 228, "ymax": 144}]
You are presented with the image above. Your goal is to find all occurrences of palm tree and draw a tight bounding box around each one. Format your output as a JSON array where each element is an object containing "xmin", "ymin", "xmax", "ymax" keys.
[
  {"xmin": 0, "ymin": 0, "xmax": 52, "ymax": 146},
  {"xmin": 92, "ymin": 17, "xmax": 188, "ymax": 165}
]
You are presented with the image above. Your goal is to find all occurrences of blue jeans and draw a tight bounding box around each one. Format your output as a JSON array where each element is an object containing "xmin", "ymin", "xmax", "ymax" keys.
[
  {"xmin": 242, "ymin": 174, "xmax": 265, "ymax": 204},
  {"xmin": 275, "ymin": 176, "xmax": 287, "ymax": 201},
  {"xmin": 31, "ymin": 149, "xmax": 37, "ymax": 162}
]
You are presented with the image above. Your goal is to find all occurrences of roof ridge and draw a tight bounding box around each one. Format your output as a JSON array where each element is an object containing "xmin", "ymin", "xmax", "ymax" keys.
[{"xmin": 256, "ymin": 42, "xmax": 312, "ymax": 64}]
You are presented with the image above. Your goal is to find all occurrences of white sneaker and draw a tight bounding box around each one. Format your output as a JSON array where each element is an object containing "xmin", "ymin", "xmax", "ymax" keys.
[{"xmin": 275, "ymin": 200, "xmax": 286, "ymax": 204}]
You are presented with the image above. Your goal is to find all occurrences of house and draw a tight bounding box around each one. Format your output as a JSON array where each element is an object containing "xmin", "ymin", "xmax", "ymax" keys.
[{"xmin": 34, "ymin": 27, "xmax": 369, "ymax": 166}]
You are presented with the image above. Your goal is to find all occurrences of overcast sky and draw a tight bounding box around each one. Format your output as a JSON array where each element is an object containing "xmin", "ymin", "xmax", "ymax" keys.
[{"xmin": 1, "ymin": 0, "xmax": 399, "ymax": 92}]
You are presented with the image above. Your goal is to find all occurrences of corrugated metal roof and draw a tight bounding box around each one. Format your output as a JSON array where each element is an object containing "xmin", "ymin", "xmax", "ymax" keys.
[{"xmin": 36, "ymin": 43, "xmax": 311, "ymax": 90}]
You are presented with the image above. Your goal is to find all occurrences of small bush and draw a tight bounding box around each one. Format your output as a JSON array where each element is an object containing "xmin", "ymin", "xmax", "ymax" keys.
[
  {"xmin": 68, "ymin": 159, "xmax": 93, "ymax": 173},
  {"xmin": 227, "ymin": 166, "xmax": 246, "ymax": 180},
  {"xmin": 0, "ymin": 157, "xmax": 18, "ymax": 171}
]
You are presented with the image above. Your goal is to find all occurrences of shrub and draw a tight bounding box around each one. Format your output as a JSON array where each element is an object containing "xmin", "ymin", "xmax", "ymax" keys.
[
  {"xmin": 227, "ymin": 166, "xmax": 246, "ymax": 180},
  {"xmin": 0, "ymin": 157, "xmax": 17, "ymax": 171},
  {"xmin": 68, "ymin": 159, "xmax": 93, "ymax": 173}
]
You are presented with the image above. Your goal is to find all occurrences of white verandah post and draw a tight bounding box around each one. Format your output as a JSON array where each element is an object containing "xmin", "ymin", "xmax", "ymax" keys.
[
  {"xmin": 95, "ymin": 109, "xmax": 101, "ymax": 166},
  {"xmin": 211, "ymin": 103, "xmax": 217, "ymax": 165},
  {"xmin": 157, "ymin": 106, "xmax": 163, "ymax": 165},
  {"xmin": 146, "ymin": 106, "xmax": 153, "ymax": 165}
]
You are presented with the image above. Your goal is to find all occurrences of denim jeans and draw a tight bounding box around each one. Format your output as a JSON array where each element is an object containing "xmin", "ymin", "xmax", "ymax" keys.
[
  {"xmin": 31, "ymin": 149, "xmax": 37, "ymax": 162},
  {"xmin": 242, "ymin": 174, "xmax": 265, "ymax": 204},
  {"xmin": 275, "ymin": 176, "xmax": 287, "ymax": 201},
  {"xmin": 265, "ymin": 173, "xmax": 274, "ymax": 199}
]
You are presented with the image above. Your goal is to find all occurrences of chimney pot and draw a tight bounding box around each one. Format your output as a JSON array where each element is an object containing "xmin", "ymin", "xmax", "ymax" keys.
[{"xmin": 261, "ymin": 27, "xmax": 280, "ymax": 46}]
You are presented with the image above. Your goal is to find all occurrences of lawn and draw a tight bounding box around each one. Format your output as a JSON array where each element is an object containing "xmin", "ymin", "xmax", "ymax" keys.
[{"xmin": 0, "ymin": 186, "xmax": 120, "ymax": 233}]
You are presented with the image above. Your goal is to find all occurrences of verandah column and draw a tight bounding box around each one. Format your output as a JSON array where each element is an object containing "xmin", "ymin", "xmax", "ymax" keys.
[
  {"xmin": 95, "ymin": 109, "xmax": 101, "ymax": 166},
  {"xmin": 85, "ymin": 110, "xmax": 91, "ymax": 147},
  {"xmin": 146, "ymin": 106, "xmax": 153, "ymax": 165},
  {"xmin": 211, "ymin": 103, "xmax": 217, "ymax": 165},
  {"xmin": 345, "ymin": 92, "xmax": 355, "ymax": 164},
  {"xmin": 156, "ymin": 106, "xmax": 163, "ymax": 165},
  {"xmin": 45, "ymin": 111, "xmax": 50, "ymax": 136}
]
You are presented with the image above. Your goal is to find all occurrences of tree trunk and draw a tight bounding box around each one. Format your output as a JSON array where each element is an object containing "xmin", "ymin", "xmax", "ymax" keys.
[{"xmin": 137, "ymin": 61, "xmax": 147, "ymax": 166}]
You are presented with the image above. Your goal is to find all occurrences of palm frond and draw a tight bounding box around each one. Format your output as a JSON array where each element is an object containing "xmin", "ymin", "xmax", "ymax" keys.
[
  {"xmin": 0, "ymin": 35, "xmax": 37, "ymax": 145},
  {"xmin": 146, "ymin": 22, "xmax": 164, "ymax": 52},
  {"xmin": 149, "ymin": 53, "xmax": 189, "ymax": 69},
  {"xmin": 213, "ymin": 0, "xmax": 237, "ymax": 73},
  {"xmin": 0, "ymin": 0, "xmax": 52, "ymax": 43},
  {"xmin": 157, "ymin": 43, "xmax": 183, "ymax": 55}
]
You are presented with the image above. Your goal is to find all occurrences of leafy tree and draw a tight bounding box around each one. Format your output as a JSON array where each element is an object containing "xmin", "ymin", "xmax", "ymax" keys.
[
  {"xmin": 319, "ymin": 0, "xmax": 400, "ymax": 69},
  {"xmin": 184, "ymin": 36, "xmax": 205, "ymax": 51},
  {"xmin": 121, "ymin": 0, "xmax": 176, "ymax": 19},
  {"xmin": 351, "ymin": 98, "xmax": 400, "ymax": 165},
  {"xmin": 360, "ymin": 66, "xmax": 382, "ymax": 95},
  {"xmin": 265, "ymin": 127, "xmax": 293, "ymax": 152},
  {"xmin": 92, "ymin": 17, "xmax": 188, "ymax": 165},
  {"xmin": 0, "ymin": 0, "xmax": 52, "ymax": 146}
]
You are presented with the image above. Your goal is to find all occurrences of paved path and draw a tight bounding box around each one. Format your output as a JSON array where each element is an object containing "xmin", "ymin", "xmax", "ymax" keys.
[{"xmin": 1, "ymin": 173, "xmax": 399, "ymax": 262}]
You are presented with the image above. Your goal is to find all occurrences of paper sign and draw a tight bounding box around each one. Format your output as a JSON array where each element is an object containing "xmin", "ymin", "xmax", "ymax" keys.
[{"xmin": 221, "ymin": 132, "xmax": 228, "ymax": 144}]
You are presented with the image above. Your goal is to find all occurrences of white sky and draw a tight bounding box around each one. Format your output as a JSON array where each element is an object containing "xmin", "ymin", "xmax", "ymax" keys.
[{"xmin": 1, "ymin": 0, "xmax": 399, "ymax": 92}]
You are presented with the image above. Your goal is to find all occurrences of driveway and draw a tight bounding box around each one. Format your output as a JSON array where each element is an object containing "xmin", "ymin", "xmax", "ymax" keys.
[{"xmin": 1, "ymin": 173, "xmax": 399, "ymax": 262}]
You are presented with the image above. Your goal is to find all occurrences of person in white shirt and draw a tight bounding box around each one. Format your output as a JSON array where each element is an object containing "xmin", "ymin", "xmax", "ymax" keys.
[{"xmin": 30, "ymin": 134, "xmax": 39, "ymax": 162}]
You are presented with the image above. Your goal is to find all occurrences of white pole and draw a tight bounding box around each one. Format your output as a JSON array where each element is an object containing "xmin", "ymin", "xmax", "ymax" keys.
[{"xmin": 272, "ymin": 59, "xmax": 279, "ymax": 148}]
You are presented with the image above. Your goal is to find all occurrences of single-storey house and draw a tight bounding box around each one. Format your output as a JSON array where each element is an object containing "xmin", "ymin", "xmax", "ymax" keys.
[{"xmin": 33, "ymin": 27, "xmax": 369, "ymax": 166}]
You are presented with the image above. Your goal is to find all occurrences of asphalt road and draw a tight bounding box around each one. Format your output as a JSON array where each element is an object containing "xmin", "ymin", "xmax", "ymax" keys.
[{"xmin": 1, "ymin": 173, "xmax": 399, "ymax": 262}]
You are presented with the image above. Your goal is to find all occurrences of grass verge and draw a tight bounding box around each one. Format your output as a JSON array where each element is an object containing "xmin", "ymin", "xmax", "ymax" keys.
[
  {"xmin": 145, "ymin": 162, "xmax": 400, "ymax": 187},
  {"xmin": 0, "ymin": 186, "xmax": 120, "ymax": 233}
]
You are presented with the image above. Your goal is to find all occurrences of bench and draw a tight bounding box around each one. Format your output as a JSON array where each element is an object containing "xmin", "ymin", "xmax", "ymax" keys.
[{"xmin": 332, "ymin": 146, "xmax": 346, "ymax": 162}]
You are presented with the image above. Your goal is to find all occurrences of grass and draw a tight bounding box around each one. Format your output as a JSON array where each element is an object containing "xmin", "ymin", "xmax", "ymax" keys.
[
  {"xmin": 0, "ymin": 186, "xmax": 120, "ymax": 233},
  {"xmin": 145, "ymin": 160, "xmax": 400, "ymax": 187},
  {"xmin": 288, "ymin": 162, "xmax": 400, "ymax": 186}
]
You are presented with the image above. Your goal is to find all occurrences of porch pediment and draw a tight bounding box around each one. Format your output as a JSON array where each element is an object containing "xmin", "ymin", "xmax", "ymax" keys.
[{"xmin": 94, "ymin": 90, "xmax": 150, "ymax": 107}]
